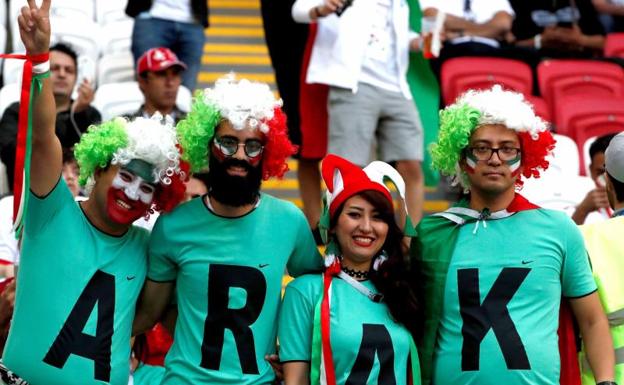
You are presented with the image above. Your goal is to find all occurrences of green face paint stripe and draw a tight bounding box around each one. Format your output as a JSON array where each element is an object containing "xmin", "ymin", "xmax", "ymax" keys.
[{"xmin": 123, "ymin": 159, "xmax": 157, "ymax": 184}]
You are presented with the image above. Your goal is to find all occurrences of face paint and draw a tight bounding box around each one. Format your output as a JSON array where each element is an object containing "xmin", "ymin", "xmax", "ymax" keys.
[
  {"xmin": 111, "ymin": 169, "xmax": 156, "ymax": 204},
  {"xmin": 105, "ymin": 167, "xmax": 157, "ymax": 225},
  {"xmin": 507, "ymin": 156, "xmax": 522, "ymax": 175}
]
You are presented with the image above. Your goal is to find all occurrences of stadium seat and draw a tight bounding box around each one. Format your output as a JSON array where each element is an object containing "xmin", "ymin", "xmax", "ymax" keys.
[
  {"xmin": 521, "ymin": 171, "xmax": 595, "ymax": 215},
  {"xmin": 441, "ymin": 57, "xmax": 533, "ymax": 105},
  {"xmin": 97, "ymin": 52, "xmax": 135, "ymax": 86},
  {"xmin": 99, "ymin": 19, "xmax": 134, "ymax": 56},
  {"xmin": 538, "ymin": 59, "xmax": 624, "ymax": 116},
  {"xmin": 0, "ymin": 0, "xmax": 6, "ymax": 29},
  {"xmin": 0, "ymin": 25, "xmax": 6, "ymax": 72},
  {"xmin": 2, "ymin": 55, "xmax": 24, "ymax": 86},
  {"xmin": 605, "ymin": 33, "xmax": 624, "ymax": 57},
  {"xmin": 49, "ymin": 16, "xmax": 101, "ymax": 61},
  {"xmin": 94, "ymin": 82, "xmax": 192, "ymax": 121},
  {"xmin": 555, "ymin": 97, "xmax": 624, "ymax": 174},
  {"xmin": 549, "ymin": 133, "xmax": 581, "ymax": 176},
  {"xmin": 525, "ymin": 95, "xmax": 551, "ymax": 123},
  {"xmin": 49, "ymin": 0, "xmax": 95, "ymax": 21},
  {"xmin": 0, "ymin": 83, "xmax": 20, "ymax": 118},
  {"xmin": 95, "ymin": 0, "xmax": 131, "ymax": 25}
]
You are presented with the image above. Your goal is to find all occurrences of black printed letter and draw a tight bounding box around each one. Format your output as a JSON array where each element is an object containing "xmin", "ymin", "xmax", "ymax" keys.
[
  {"xmin": 458, "ymin": 267, "xmax": 530, "ymax": 371},
  {"xmin": 201, "ymin": 264, "xmax": 266, "ymax": 374},
  {"xmin": 346, "ymin": 324, "xmax": 396, "ymax": 385},
  {"xmin": 43, "ymin": 270, "xmax": 115, "ymax": 382}
]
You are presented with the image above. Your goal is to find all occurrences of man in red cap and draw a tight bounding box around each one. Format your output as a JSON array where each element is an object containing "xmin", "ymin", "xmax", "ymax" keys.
[{"xmin": 126, "ymin": 47, "xmax": 188, "ymax": 123}]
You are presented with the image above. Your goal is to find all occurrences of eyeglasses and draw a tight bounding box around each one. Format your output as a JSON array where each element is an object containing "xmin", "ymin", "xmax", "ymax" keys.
[
  {"xmin": 466, "ymin": 146, "xmax": 521, "ymax": 162},
  {"xmin": 214, "ymin": 136, "xmax": 264, "ymax": 158}
]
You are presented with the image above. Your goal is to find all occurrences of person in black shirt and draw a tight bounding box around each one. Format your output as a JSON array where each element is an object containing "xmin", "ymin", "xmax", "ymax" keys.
[
  {"xmin": 509, "ymin": 0, "xmax": 605, "ymax": 58},
  {"xmin": 0, "ymin": 43, "xmax": 101, "ymax": 189}
]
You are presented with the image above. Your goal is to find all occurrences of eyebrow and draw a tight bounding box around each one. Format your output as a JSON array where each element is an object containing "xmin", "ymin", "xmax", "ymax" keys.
[{"xmin": 470, "ymin": 139, "xmax": 519, "ymax": 145}]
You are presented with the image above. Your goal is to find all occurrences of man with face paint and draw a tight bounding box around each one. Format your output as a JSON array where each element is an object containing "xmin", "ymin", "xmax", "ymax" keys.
[
  {"xmin": 1, "ymin": 2, "xmax": 187, "ymax": 385},
  {"xmin": 410, "ymin": 86, "xmax": 615, "ymax": 385},
  {"xmin": 132, "ymin": 75, "xmax": 323, "ymax": 385}
]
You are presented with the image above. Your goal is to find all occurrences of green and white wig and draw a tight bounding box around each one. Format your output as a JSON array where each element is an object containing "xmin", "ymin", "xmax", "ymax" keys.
[
  {"xmin": 74, "ymin": 113, "xmax": 188, "ymax": 212},
  {"xmin": 430, "ymin": 85, "xmax": 556, "ymax": 189},
  {"xmin": 177, "ymin": 74, "xmax": 297, "ymax": 179}
]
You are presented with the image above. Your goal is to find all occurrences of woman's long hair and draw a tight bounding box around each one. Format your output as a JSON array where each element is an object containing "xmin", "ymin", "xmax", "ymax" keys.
[{"xmin": 330, "ymin": 190, "xmax": 422, "ymax": 339}]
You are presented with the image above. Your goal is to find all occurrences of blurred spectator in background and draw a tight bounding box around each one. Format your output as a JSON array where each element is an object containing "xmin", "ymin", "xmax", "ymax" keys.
[
  {"xmin": 509, "ymin": 0, "xmax": 605, "ymax": 59},
  {"xmin": 592, "ymin": 0, "xmax": 624, "ymax": 32},
  {"xmin": 420, "ymin": 0, "xmax": 515, "ymax": 77},
  {"xmin": 573, "ymin": 133, "xmax": 618, "ymax": 224},
  {"xmin": 0, "ymin": 278, "xmax": 15, "ymax": 354},
  {"xmin": 125, "ymin": 47, "xmax": 187, "ymax": 123},
  {"xmin": 0, "ymin": 148, "xmax": 81, "ymax": 280},
  {"xmin": 292, "ymin": 0, "xmax": 427, "ymax": 225},
  {"xmin": 0, "ymin": 43, "xmax": 101, "ymax": 189},
  {"xmin": 126, "ymin": 0, "xmax": 208, "ymax": 91}
]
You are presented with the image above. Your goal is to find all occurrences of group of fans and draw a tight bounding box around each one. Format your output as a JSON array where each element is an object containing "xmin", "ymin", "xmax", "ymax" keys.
[{"xmin": 0, "ymin": 1, "xmax": 623, "ymax": 385}]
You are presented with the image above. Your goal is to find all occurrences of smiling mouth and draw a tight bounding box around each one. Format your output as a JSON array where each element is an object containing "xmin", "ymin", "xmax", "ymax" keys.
[
  {"xmin": 227, "ymin": 166, "xmax": 248, "ymax": 176},
  {"xmin": 116, "ymin": 199, "xmax": 132, "ymax": 210},
  {"xmin": 353, "ymin": 236, "xmax": 375, "ymax": 247}
]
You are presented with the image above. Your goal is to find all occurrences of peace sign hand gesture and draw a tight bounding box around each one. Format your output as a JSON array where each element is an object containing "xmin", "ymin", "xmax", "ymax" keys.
[{"xmin": 17, "ymin": 0, "xmax": 51, "ymax": 55}]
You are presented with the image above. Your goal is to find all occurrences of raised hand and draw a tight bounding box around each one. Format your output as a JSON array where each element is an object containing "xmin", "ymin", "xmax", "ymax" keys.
[{"xmin": 17, "ymin": 0, "xmax": 51, "ymax": 55}]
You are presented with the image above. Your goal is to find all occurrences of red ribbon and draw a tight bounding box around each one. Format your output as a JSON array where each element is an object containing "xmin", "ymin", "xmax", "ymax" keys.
[
  {"xmin": 320, "ymin": 259, "xmax": 341, "ymax": 385},
  {"xmin": 0, "ymin": 52, "xmax": 49, "ymax": 222}
]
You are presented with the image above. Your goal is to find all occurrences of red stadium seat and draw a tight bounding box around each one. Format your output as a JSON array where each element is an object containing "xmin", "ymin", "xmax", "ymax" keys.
[
  {"xmin": 441, "ymin": 57, "xmax": 533, "ymax": 105},
  {"xmin": 604, "ymin": 33, "xmax": 624, "ymax": 57},
  {"xmin": 537, "ymin": 60, "xmax": 624, "ymax": 116},
  {"xmin": 554, "ymin": 96, "xmax": 624, "ymax": 174},
  {"xmin": 525, "ymin": 95, "xmax": 551, "ymax": 123}
]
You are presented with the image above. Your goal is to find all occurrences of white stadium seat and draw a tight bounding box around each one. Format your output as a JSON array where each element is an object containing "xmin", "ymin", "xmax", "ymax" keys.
[
  {"xmin": 95, "ymin": 0, "xmax": 131, "ymax": 25},
  {"xmin": 93, "ymin": 81, "xmax": 143, "ymax": 121},
  {"xmin": 97, "ymin": 52, "xmax": 135, "ymax": 86},
  {"xmin": 0, "ymin": 83, "xmax": 20, "ymax": 119},
  {"xmin": 49, "ymin": 0, "xmax": 95, "ymax": 21},
  {"xmin": 49, "ymin": 16, "xmax": 101, "ymax": 61},
  {"xmin": 99, "ymin": 19, "xmax": 133, "ymax": 56},
  {"xmin": 177, "ymin": 85, "xmax": 192, "ymax": 113},
  {"xmin": 0, "ymin": 25, "xmax": 6, "ymax": 72},
  {"xmin": 2, "ymin": 54, "xmax": 24, "ymax": 86}
]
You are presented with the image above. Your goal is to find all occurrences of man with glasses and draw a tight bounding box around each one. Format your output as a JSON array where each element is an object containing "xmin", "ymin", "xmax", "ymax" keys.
[
  {"xmin": 132, "ymin": 75, "xmax": 322, "ymax": 384},
  {"xmin": 411, "ymin": 86, "xmax": 615, "ymax": 385}
]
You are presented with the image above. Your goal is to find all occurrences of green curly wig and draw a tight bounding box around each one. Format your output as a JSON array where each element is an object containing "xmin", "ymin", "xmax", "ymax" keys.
[
  {"xmin": 430, "ymin": 103, "xmax": 481, "ymax": 176},
  {"xmin": 176, "ymin": 89, "xmax": 221, "ymax": 173},
  {"xmin": 74, "ymin": 118, "xmax": 129, "ymax": 186}
]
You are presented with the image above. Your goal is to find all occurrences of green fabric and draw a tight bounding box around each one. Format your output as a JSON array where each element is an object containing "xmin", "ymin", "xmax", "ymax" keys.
[
  {"xmin": 406, "ymin": 0, "xmax": 440, "ymax": 187},
  {"xmin": 434, "ymin": 209, "xmax": 595, "ymax": 385},
  {"xmin": 412, "ymin": 200, "xmax": 596, "ymax": 385},
  {"xmin": 279, "ymin": 274, "xmax": 419, "ymax": 385},
  {"xmin": 133, "ymin": 364, "xmax": 166, "ymax": 385},
  {"xmin": 148, "ymin": 194, "xmax": 322, "ymax": 384},
  {"xmin": 3, "ymin": 178, "xmax": 149, "ymax": 385}
]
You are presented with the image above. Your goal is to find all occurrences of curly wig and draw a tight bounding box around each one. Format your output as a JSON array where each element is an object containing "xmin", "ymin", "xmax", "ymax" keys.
[
  {"xmin": 430, "ymin": 85, "xmax": 555, "ymax": 189},
  {"xmin": 176, "ymin": 74, "xmax": 297, "ymax": 180},
  {"xmin": 74, "ymin": 115, "xmax": 188, "ymax": 213}
]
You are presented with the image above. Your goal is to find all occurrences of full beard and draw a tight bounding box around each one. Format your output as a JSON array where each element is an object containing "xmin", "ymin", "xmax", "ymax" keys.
[{"xmin": 204, "ymin": 153, "xmax": 262, "ymax": 207}]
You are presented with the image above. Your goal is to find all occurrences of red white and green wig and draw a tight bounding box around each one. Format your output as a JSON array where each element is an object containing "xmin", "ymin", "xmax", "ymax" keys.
[
  {"xmin": 176, "ymin": 74, "xmax": 297, "ymax": 179},
  {"xmin": 74, "ymin": 113, "xmax": 188, "ymax": 213},
  {"xmin": 430, "ymin": 85, "xmax": 556, "ymax": 189},
  {"xmin": 312, "ymin": 154, "xmax": 420, "ymax": 385}
]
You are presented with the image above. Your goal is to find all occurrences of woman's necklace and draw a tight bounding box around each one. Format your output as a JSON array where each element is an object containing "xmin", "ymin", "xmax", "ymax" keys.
[{"xmin": 341, "ymin": 265, "xmax": 369, "ymax": 280}]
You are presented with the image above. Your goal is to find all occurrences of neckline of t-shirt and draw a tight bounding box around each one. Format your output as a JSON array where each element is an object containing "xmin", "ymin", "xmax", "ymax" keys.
[
  {"xmin": 78, "ymin": 201, "xmax": 130, "ymax": 239},
  {"xmin": 201, "ymin": 193, "xmax": 262, "ymax": 219}
]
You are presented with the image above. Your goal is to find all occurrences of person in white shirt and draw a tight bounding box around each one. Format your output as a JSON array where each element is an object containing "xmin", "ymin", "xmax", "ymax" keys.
[{"xmin": 292, "ymin": 0, "xmax": 426, "ymax": 225}]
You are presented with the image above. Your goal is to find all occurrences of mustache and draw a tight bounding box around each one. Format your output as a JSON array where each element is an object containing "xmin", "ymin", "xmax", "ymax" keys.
[{"xmin": 221, "ymin": 157, "xmax": 252, "ymax": 172}]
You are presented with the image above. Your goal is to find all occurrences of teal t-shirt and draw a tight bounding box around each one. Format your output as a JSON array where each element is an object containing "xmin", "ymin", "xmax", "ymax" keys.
[
  {"xmin": 3, "ymin": 178, "xmax": 149, "ymax": 385},
  {"xmin": 148, "ymin": 194, "xmax": 322, "ymax": 385},
  {"xmin": 279, "ymin": 274, "xmax": 418, "ymax": 385},
  {"xmin": 433, "ymin": 208, "xmax": 596, "ymax": 385},
  {"xmin": 133, "ymin": 364, "xmax": 165, "ymax": 385}
]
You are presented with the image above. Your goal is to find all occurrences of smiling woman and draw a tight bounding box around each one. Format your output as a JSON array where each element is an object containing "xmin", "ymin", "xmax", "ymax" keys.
[{"xmin": 277, "ymin": 154, "xmax": 422, "ymax": 385}]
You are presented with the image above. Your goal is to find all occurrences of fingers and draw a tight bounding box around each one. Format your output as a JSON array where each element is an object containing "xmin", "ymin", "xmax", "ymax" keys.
[
  {"xmin": 19, "ymin": 6, "xmax": 35, "ymax": 32},
  {"xmin": 26, "ymin": 0, "xmax": 36, "ymax": 10},
  {"xmin": 40, "ymin": 0, "xmax": 52, "ymax": 12}
]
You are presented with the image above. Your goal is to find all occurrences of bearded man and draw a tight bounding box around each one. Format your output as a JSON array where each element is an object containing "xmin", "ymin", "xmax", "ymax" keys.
[{"xmin": 132, "ymin": 75, "xmax": 323, "ymax": 385}]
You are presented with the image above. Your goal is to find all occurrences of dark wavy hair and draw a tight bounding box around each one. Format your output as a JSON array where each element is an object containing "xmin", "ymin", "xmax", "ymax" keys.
[{"xmin": 331, "ymin": 190, "xmax": 422, "ymax": 339}]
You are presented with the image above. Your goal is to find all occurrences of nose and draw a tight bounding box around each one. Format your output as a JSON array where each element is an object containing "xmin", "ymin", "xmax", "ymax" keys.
[
  {"xmin": 358, "ymin": 215, "xmax": 373, "ymax": 233},
  {"xmin": 124, "ymin": 183, "xmax": 140, "ymax": 201},
  {"xmin": 232, "ymin": 143, "xmax": 248, "ymax": 160},
  {"xmin": 487, "ymin": 150, "xmax": 503, "ymax": 165}
]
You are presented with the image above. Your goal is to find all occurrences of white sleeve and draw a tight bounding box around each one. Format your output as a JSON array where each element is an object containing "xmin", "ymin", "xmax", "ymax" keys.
[
  {"xmin": 292, "ymin": 0, "xmax": 324, "ymax": 23},
  {"xmin": 0, "ymin": 197, "xmax": 19, "ymax": 266}
]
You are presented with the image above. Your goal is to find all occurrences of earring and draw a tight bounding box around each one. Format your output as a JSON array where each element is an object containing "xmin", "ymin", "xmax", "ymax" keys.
[{"xmin": 373, "ymin": 250, "xmax": 389, "ymax": 271}]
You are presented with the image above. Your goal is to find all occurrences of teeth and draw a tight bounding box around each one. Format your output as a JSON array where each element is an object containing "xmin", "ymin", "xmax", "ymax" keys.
[
  {"xmin": 116, "ymin": 199, "xmax": 131, "ymax": 209},
  {"xmin": 354, "ymin": 236, "xmax": 373, "ymax": 244}
]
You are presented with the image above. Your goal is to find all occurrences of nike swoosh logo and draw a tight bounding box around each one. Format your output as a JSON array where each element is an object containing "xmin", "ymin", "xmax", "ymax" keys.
[
  {"xmin": 126, "ymin": 276, "xmax": 136, "ymax": 281},
  {"xmin": 521, "ymin": 260, "xmax": 533, "ymax": 265},
  {"xmin": 258, "ymin": 264, "xmax": 269, "ymax": 268}
]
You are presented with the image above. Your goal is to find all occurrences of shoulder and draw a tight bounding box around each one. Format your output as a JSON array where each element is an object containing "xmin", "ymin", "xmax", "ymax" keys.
[
  {"xmin": 285, "ymin": 273, "xmax": 324, "ymax": 297},
  {"xmin": 260, "ymin": 194, "xmax": 304, "ymax": 216}
]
